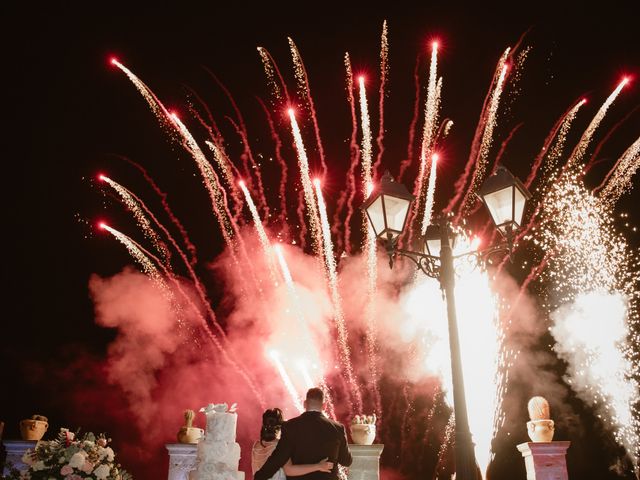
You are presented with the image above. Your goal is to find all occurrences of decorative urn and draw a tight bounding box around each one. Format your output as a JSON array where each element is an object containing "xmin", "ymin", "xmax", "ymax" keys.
[
  {"xmin": 20, "ymin": 414, "xmax": 48, "ymax": 441},
  {"xmin": 350, "ymin": 414, "xmax": 376, "ymax": 445},
  {"xmin": 526, "ymin": 396, "xmax": 554, "ymax": 442},
  {"xmin": 177, "ymin": 409, "xmax": 204, "ymax": 444}
]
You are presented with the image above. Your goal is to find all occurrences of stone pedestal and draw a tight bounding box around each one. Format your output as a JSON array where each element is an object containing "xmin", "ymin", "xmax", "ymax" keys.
[
  {"xmin": 347, "ymin": 444, "xmax": 384, "ymax": 480},
  {"xmin": 166, "ymin": 443, "xmax": 197, "ymax": 480},
  {"xmin": 2, "ymin": 440, "xmax": 37, "ymax": 475},
  {"xmin": 517, "ymin": 441, "xmax": 570, "ymax": 480}
]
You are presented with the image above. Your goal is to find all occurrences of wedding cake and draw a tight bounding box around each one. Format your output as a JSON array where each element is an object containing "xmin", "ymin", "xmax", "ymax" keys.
[{"xmin": 190, "ymin": 403, "xmax": 244, "ymax": 480}]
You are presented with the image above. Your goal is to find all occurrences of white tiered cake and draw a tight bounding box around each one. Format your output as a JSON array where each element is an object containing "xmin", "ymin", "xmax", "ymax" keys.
[{"xmin": 190, "ymin": 403, "xmax": 244, "ymax": 480}]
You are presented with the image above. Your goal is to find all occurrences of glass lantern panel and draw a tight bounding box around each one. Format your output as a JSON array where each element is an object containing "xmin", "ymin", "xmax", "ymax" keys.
[
  {"xmin": 365, "ymin": 195, "xmax": 386, "ymax": 237},
  {"xmin": 382, "ymin": 194, "xmax": 411, "ymax": 233},
  {"xmin": 483, "ymin": 186, "xmax": 514, "ymax": 227}
]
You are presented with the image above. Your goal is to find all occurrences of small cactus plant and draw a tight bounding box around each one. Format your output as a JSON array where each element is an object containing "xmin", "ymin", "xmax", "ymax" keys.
[
  {"xmin": 31, "ymin": 415, "xmax": 48, "ymax": 423},
  {"xmin": 527, "ymin": 396, "xmax": 550, "ymax": 421}
]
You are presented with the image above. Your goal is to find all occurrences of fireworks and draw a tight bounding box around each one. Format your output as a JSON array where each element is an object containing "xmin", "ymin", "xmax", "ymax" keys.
[{"xmin": 101, "ymin": 24, "xmax": 639, "ymax": 479}]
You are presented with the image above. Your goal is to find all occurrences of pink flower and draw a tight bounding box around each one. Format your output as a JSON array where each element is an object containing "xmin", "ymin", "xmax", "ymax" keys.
[
  {"xmin": 60, "ymin": 465, "xmax": 74, "ymax": 475},
  {"xmin": 66, "ymin": 475, "xmax": 83, "ymax": 480},
  {"xmin": 81, "ymin": 460, "xmax": 94, "ymax": 473},
  {"xmin": 97, "ymin": 438, "xmax": 108, "ymax": 447}
]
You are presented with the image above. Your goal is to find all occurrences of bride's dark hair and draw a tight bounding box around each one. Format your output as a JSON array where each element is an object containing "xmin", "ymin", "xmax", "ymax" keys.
[{"xmin": 260, "ymin": 408, "xmax": 284, "ymax": 445}]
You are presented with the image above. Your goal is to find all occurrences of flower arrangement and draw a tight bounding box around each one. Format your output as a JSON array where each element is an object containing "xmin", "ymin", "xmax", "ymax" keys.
[
  {"xmin": 4, "ymin": 428, "xmax": 132, "ymax": 480},
  {"xmin": 350, "ymin": 414, "xmax": 376, "ymax": 425}
]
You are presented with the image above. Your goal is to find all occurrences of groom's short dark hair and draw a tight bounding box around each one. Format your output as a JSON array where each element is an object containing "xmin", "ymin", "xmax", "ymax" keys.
[{"xmin": 306, "ymin": 387, "xmax": 324, "ymax": 403}]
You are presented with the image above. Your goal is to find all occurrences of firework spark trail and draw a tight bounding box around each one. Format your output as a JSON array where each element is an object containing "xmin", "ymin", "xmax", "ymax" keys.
[
  {"xmin": 103, "ymin": 176, "xmax": 237, "ymax": 341},
  {"xmin": 398, "ymin": 53, "xmax": 423, "ymax": 182},
  {"xmin": 119, "ymin": 156, "xmax": 198, "ymax": 265},
  {"xmin": 111, "ymin": 59, "xmax": 175, "ymax": 132},
  {"xmin": 420, "ymin": 154, "xmax": 439, "ymax": 235},
  {"xmin": 565, "ymin": 77, "xmax": 630, "ymax": 172},
  {"xmin": 314, "ymin": 180, "xmax": 362, "ymax": 412},
  {"xmin": 358, "ymin": 77, "xmax": 374, "ymax": 191},
  {"xmin": 445, "ymin": 48, "xmax": 510, "ymax": 215},
  {"xmin": 257, "ymin": 47, "xmax": 292, "ymax": 104},
  {"xmin": 432, "ymin": 412, "xmax": 455, "ymax": 480},
  {"xmin": 205, "ymin": 139, "xmax": 243, "ymax": 189},
  {"xmin": 288, "ymin": 37, "xmax": 327, "ymax": 177},
  {"xmin": 467, "ymin": 123, "xmax": 523, "ymax": 219},
  {"xmin": 184, "ymin": 84, "xmax": 226, "ymax": 144},
  {"xmin": 296, "ymin": 189, "xmax": 307, "ymax": 250},
  {"xmin": 338, "ymin": 53, "xmax": 360, "ymax": 254},
  {"xmin": 257, "ymin": 47, "xmax": 283, "ymax": 102},
  {"xmin": 170, "ymin": 114, "xmax": 237, "ymax": 244},
  {"xmin": 357, "ymin": 77, "xmax": 382, "ymax": 414},
  {"xmin": 584, "ymin": 105, "xmax": 639, "ymax": 175},
  {"xmin": 596, "ymin": 136, "xmax": 640, "ymax": 205},
  {"xmin": 239, "ymin": 181, "xmax": 278, "ymax": 282},
  {"xmin": 273, "ymin": 246, "xmax": 338, "ymax": 419},
  {"xmin": 288, "ymin": 109, "xmax": 323, "ymax": 257},
  {"xmin": 226, "ymin": 116, "xmax": 270, "ymax": 218},
  {"xmin": 105, "ymin": 224, "xmax": 267, "ymax": 406},
  {"xmin": 269, "ymin": 350, "xmax": 305, "ymax": 413},
  {"xmin": 457, "ymin": 60, "xmax": 509, "ymax": 218},
  {"xmin": 411, "ymin": 43, "xmax": 441, "ymax": 229},
  {"xmin": 101, "ymin": 224, "xmax": 166, "ymax": 283},
  {"xmin": 526, "ymin": 98, "xmax": 587, "ymax": 188},
  {"xmin": 100, "ymin": 175, "xmax": 171, "ymax": 262},
  {"xmin": 257, "ymin": 97, "xmax": 289, "ymax": 230},
  {"xmin": 373, "ymin": 20, "xmax": 389, "ymax": 176},
  {"xmin": 456, "ymin": 268, "xmax": 502, "ymax": 476}
]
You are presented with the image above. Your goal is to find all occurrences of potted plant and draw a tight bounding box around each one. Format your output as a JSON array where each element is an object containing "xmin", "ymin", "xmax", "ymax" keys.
[
  {"xmin": 527, "ymin": 396, "xmax": 555, "ymax": 442},
  {"xmin": 349, "ymin": 414, "xmax": 376, "ymax": 445}
]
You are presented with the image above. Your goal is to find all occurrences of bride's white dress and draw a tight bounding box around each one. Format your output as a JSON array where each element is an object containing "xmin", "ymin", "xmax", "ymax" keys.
[{"xmin": 251, "ymin": 440, "xmax": 286, "ymax": 480}]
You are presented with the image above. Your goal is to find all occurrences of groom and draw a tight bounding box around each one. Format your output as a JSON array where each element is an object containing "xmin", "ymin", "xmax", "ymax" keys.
[{"xmin": 254, "ymin": 388, "xmax": 352, "ymax": 480}]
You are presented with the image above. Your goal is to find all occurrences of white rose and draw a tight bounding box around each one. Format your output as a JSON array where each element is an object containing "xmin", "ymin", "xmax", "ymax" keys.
[
  {"xmin": 31, "ymin": 460, "xmax": 45, "ymax": 471},
  {"xmin": 69, "ymin": 451, "xmax": 87, "ymax": 468},
  {"xmin": 21, "ymin": 452, "xmax": 33, "ymax": 465},
  {"xmin": 105, "ymin": 447, "xmax": 115, "ymax": 462},
  {"xmin": 94, "ymin": 463, "xmax": 111, "ymax": 480}
]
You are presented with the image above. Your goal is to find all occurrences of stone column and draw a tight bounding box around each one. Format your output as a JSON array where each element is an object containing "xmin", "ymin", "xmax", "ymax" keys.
[
  {"xmin": 347, "ymin": 444, "xmax": 384, "ymax": 480},
  {"xmin": 2, "ymin": 440, "xmax": 37, "ymax": 475},
  {"xmin": 517, "ymin": 441, "xmax": 570, "ymax": 480},
  {"xmin": 166, "ymin": 443, "xmax": 198, "ymax": 480}
]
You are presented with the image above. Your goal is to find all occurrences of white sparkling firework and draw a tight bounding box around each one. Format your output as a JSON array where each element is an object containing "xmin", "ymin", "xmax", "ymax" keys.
[
  {"xmin": 100, "ymin": 175, "xmax": 169, "ymax": 262},
  {"xmin": 257, "ymin": 46, "xmax": 283, "ymax": 101},
  {"xmin": 463, "ymin": 51, "xmax": 509, "ymax": 211},
  {"xmin": 314, "ymin": 180, "xmax": 362, "ymax": 411},
  {"xmin": 541, "ymin": 173, "xmax": 640, "ymax": 469},
  {"xmin": 288, "ymin": 109, "xmax": 323, "ymax": 256},
  {"xmin": 420, "ymin": 154, "xmax": 439, "ymax": 235},
  {"xmin": 565, "ymin": 77, "xmax": 629, "ymax": 171},
  {"xmin": 597, "ymin": 136, "xmax": 640, "ymax": 206},
  {"xmin": 268, "ymin": 350, "xmax": 305, "ymax": 413},
  {"xmin": 239, "ymin": 181, "xmax": 278, "ymax": 282}
]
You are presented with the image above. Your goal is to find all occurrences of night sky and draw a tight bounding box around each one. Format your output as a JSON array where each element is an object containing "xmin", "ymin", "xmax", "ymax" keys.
[{"xmin": 3, "ymin": 3, "xmax": 639, "ymax": 480}]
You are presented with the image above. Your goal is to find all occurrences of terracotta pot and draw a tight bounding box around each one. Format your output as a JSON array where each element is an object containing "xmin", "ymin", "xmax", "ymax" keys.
[
  {"xmin": 350, "ymin": 424, "xmax": 376, "ymax": 445},
  {"xmin": 527, "ymin": 419, "xmax": 554, "ymax": 442},
  {"xmin": 20, "ymin": 419, "xmax": 48, "ymax": 441},
  {"xmin": 177, "ymin": 426, "xmax": 204, "ymax": 444}
]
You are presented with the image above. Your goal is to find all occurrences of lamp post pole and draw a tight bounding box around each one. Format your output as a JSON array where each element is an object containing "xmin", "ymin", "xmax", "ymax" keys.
[
  {"xmin": 362, "ymin": 167, "xmax": 531, "ymax": 480},
  {"xmin": 439, "ymin": 218, "xmax": 479, "ymax": 480}
]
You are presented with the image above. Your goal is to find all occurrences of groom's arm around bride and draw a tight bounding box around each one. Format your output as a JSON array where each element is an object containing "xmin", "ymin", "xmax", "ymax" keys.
[{"xmin": 254, "ymin": 388, "xmax": 353, "ymax": 480}]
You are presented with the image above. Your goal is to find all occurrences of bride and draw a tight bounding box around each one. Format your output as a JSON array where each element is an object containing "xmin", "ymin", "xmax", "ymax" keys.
[{"xmin": 251, "ymin": 408, "xmax": 333, "ymax": 479}]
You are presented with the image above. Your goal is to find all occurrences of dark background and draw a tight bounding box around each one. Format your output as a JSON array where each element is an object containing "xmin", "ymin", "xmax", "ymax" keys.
[{"xmin": 2, "ymin": 2, "xmax": 639, "ymax": 479}]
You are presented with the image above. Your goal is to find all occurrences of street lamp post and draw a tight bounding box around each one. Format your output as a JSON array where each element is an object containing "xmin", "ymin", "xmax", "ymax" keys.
[{"xmin": 362, "ymin": 166, "xmax": 531, "ymax": 480}]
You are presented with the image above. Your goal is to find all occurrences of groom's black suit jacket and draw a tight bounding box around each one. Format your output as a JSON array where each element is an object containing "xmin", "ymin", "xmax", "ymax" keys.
[{"xmin": 254, "ymin": 411, "xmax": 352, "ymax": 480}]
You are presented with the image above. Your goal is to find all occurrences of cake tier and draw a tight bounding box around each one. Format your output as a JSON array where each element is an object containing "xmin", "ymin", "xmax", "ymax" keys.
[
  {"xmin": 190, "ymin": 466, "xmax": 244, "ymax": 480},
  {"xmin": 205, "ymin": 412, "xmax": 237, "ymax": 443},
  {"xmin": 196, "ymin": 441, "xmax": 241, "ymax": 469}
]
